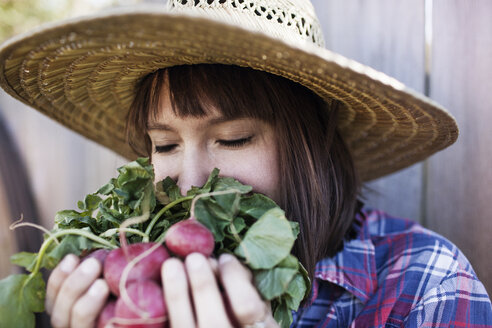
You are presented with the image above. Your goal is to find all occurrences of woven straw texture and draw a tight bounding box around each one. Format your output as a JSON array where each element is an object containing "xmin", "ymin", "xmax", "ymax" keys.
[{"xmin": 0, "ymin": 0, "xmax": 458, "ymax": 181}]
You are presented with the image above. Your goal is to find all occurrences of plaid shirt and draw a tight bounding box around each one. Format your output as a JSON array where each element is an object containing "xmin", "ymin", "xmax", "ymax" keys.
[{"xmin": 292, "ymin": 208, "xmax": 492, "ymax": 327}]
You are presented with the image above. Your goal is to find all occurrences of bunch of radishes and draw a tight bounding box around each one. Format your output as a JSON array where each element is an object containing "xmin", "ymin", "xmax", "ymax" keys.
[
  {"xmin": 87, "ymin": 217, "xmax": 215, "ymax": 328},
  {"xmin": 0, "ymin": 160, "xmax": 305, "ymax": 328}
]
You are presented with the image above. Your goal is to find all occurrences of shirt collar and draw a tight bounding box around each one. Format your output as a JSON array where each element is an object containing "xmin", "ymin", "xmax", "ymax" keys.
[{"xmin": 313, "ymin": 208, "xmax": 378, "ymax": 303}]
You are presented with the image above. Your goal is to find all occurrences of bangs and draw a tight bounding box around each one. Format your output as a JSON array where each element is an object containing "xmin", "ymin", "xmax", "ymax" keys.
[
  {"xmin": 148, "ymin": 64, "xmax": 279, "ymax": 123},
  {"xmin": 127, "ymin": 63, "xmax": 324, "ymax": 156}
]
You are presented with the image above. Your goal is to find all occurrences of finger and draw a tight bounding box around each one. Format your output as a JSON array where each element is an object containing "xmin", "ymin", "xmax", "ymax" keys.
[
  {"xmin": 70, "ymin": 279, "xmax": 110, "ymax": 328},
  {"xmin": 219, "ymin": 254, "xmax": 268, "ymax": 325},
  {"xmin": 186, "ymin": 253, "xmax": 231, "ymax": 328},
  {"xmin": 50, "ymin": 257, "xmax": 102, "ymax": 328},
  {"xmin": 45, "ymin": 254, "xmax": 79, "ymax": 315},
  {"xmin": 162, "ymin": 258, "xmax": 195, "ymax": 328},
  {"xmin": 208, "ymin": 257, "xmax": 219, "ymax": 276}
]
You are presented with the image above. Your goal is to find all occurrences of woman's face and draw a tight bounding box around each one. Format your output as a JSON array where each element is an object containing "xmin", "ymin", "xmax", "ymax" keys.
[{"xmin": 147, "ymin": 83, "xmax": 280, "ymax": 202}]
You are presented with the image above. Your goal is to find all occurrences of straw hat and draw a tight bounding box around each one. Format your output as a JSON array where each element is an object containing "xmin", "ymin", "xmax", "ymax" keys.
[{"xmin": 0, "ymin": 0, "xmax": 457, "ymax": 181}]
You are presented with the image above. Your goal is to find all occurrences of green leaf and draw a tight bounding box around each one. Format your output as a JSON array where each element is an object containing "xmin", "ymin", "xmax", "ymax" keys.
[
  {"xmin": 0, "ymin": 273, "xmax": 45, "ymax": 328},
  {"xmin": 154, "ymin": 218, "xmax": 172, "ymax": 229},
  {"xmin": 155, "ymin": 180, "xmax": 171, "ymax": 205},
  {"xmin": 55, "ymin": 210, "xmax": 100, "ymax": 233},
  {"xmin": 289, "ymin": 221, "xmax": 300, "ymax": 238},
  {"xmin": 234, "ymin": 207, "xmax": 295, "ymax": 269},
  {"xmin": 55, "ymin": 209, "xmax": 82, "ymax": 225},
  {"xmin": 194, "ymin": 198, "xmax": 231, "ymax": 242},
  {"xmin": 77, "ymin": 194, "xmax": 102, "ymax": 212},
  {"xmin": 298, "ymin": 262, "xmax": 311, "ymax": 298},
  {"xmin": 187, "ymin": 168, "xmax": 218, "ymax": 196},
  {"xmin": 239, "ymin": 193, "xmax": 277, "ymax": 219},
  {"xmin": 212, "ymin": 192, "xmax": 241, "ymax": 218},
  {"xmin": 10, "ymin": 252, "xmax": 37, "ymax": 272},
  {"xmin": 97, "ymin": 181, "xmax": 114, "ymax": 195},
  {"xmin": 211, "ymin": 176, "xmax": 252, "ymax": 208},
  {"xmin": 14, "ymin": 242, "xmax": 58, "ymax": 272},
  {"xmin": 201, "ymin": 198, "xmax": 234, "ymax": 222},
  {"xmin": 284, "ymin": 273, "xmax": 307, "ymax": 310},
  {"xmin": 113, "ymin": 158, "xmax": 155, "ymax": 214},
  {"xmin": 203, "ymin": 168, "xmax": 219, "ymax": 191},
  {"xmin": 227, "ymin": 216, "xmax": 246, "ymax": 235},
  {"xmin": 213, "ymin": 176, "xmax": 253, "ymax": 194},
  {"xmin": 42, "ymin": 230, "xmax": 96, "ymax": 270},
  {"xmin": 98, "ymin": 203, "xmax": 124, "ymax": 226},
  {"xmin": 253, "ymin": 255, "xmax": 303, "ymax": 301},
  {"xmin": 278, "ymin": 254, "xmax": 300, "ymax": 269},
  {"xmin": 254, "ymin": 267, "xmax": 297, "ymax": 300},
  {"xmin": 161, "ymin": 176, "xmax": 182, "ymax": 202},
  {"xmin": 273, "ymin": 301, "xmax": 293, "ymax": 328},
  {"xmin": 117, "ymin": 157, "xmax": 154, "ymax": 182}
]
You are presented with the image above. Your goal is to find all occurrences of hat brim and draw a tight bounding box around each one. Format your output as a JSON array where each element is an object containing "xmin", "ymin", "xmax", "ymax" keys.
[{"xmin": 0, "ymin": 7, "xmax": 458, "ymax": 181}]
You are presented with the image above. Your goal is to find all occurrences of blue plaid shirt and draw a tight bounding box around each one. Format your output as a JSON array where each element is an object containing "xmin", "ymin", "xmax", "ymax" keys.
[{"xmin": 292, "ymin": 208, "xmax": 492, "ymax": 327}]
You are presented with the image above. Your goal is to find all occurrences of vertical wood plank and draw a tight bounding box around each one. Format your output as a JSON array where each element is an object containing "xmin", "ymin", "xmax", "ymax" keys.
[
  {"xmin": 427, "ymin": 0, "xmax": 492, "ymax": 294},
  {"xmin": 311, "ymin": 0, "xmax": 426, "ymax": 222},
  {"xmin": 0, "ymin": 172, "xmax": 18, "ymax": 278},
  {"xmin": 0, "ymin": 92, "xmax": 126, "ymax": 229}
]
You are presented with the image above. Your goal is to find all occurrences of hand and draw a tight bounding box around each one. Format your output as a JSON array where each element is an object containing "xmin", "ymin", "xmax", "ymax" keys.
[
  {"xmin": 161, "ymin": 253, "xmax": 279, "ymax": 328},
  {"xmin": 45, "ymin": 254, "xmax": 110, "ymax": 328}
]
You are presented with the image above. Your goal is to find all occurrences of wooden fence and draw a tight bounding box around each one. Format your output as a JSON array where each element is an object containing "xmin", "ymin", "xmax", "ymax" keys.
[
  {"xmin": 0, "ymin": 0, "xmax": 490, "ymax": 295},
  {"xmin": 311, "ymin": 0, "xmax": 492, "ymax": 294}
]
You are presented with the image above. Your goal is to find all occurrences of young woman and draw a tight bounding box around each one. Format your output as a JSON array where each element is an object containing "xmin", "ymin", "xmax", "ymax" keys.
[{"xmin": 0, "ymin": 1, "xmax": 490, "ymax": 327}]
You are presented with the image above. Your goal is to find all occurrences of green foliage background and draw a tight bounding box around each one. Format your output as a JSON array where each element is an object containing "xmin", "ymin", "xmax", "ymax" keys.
[
  {"xmin": 0, "ymin": 0, "xmax": 70, "ymax": 42},
  {"xmin": 0, "ymin": 0, "xmax": 142, "ymax": 42}
]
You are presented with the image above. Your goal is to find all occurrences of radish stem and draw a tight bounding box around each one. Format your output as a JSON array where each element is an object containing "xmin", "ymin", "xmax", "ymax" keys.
[
  {"xmin": 119, "ymin": 187, "xmax": 153, "ymax": 259},
  {"xmin": 190, "ymin": 189, "xmax": 241, "ymax": 218},
  {"xmin": 143, "ymin": 196, "xmax": 193, "ymax": 242},
  {"xmin": 10, "ymin": 219, "xmax": 60, "ymax": 245},
  {"xmin": 100, "ymin": 228, "xmax": 149, "ymax": 239},
  {"xmin": 118, "ymin": 242, "xmax": 164, "ymax": 318},
  {"xmin": 26, "ymin": 229, "xmax": 117, "ymax": 285}
]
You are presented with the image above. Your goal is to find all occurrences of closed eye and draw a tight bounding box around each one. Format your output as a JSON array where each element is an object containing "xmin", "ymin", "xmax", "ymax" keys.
[
  {"xmin": 217, "ymin": 136, "xmax": 253, "ymax": 148},
  {"xmin": 154, "ymin": 144, "xmax": 177, "ymax": 153}
]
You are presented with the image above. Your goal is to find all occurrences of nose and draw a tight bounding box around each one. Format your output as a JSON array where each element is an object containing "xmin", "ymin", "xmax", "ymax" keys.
[{"xmin": 176, "ymin": 147, "xmax": 212, "ymax": 195}]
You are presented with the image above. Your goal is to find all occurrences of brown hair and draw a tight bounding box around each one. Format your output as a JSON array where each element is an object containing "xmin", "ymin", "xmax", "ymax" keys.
[{"xmin": 126, "ymin": 64, "xmax": 361, "ymax": 282}]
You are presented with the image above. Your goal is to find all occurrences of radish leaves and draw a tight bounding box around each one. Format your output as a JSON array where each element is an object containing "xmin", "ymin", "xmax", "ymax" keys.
[{"xmin": 1, "ymin": 158, "xmax": 309, "ymax": 328}]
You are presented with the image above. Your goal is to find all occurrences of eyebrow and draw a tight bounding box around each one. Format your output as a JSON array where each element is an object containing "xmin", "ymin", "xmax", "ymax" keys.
[
  {"xmin": 147, "ymin": 122, "xmax": 175, "ymax": 131},
  {"xmin": 147, "ymin": 116, "xmax": 248, "ymax": 131}
]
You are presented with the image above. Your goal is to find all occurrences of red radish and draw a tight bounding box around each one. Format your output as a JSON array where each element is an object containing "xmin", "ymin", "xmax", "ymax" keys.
[
  {"xmin": 104, "ymin": 242, "xmax": 169, "ymax": 296},
  {"xmin": 97, "ymin": 299, "xmax": 116, "ymax": 328},
  {"xmin": 114, "ymin": 280, "xmax": 167, "ymax": 328},
  {"xmin": 165, "ymin": 219, "xmax": 215, "ymax": 258},
  {"xmin": 84, "ymin": 249, "xmax": 110, "ymax": 265}
]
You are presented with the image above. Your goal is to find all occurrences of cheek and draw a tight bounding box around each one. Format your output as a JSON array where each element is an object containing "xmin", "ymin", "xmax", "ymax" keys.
[
  {"xmin": 150, "ymin": 145, "xmax": 280, "ymax": 202},
  {"xmin": 216, "ymin": 148, "xmax": 280, "ymax": 202},
  {"xmin": 151, "ymin": 157, "xmax": 177, "ymax": 182}
]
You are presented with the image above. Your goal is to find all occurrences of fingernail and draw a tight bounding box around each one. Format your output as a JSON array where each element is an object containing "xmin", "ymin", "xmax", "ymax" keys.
[
  {"xmin": 81, "ymin": 257, "xmax": 99, "ymax": 274},
  {"xmin": 187, "ymin": 253, "xmax": 205, "ymax": 271},
  {"xmin": 163, "ymin": 259, "xmax": 180, "ymax": 279},
  {"xmin": 60, "ymin": 255, "xmax": 77, "ymax": 273},
  {"xmin": 88, "ymin": 279, "xmax": 106, "ymax": 297},
  {"xmin": 219, "ymin": 253, "xmax": 235, "ymax": 265}
]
